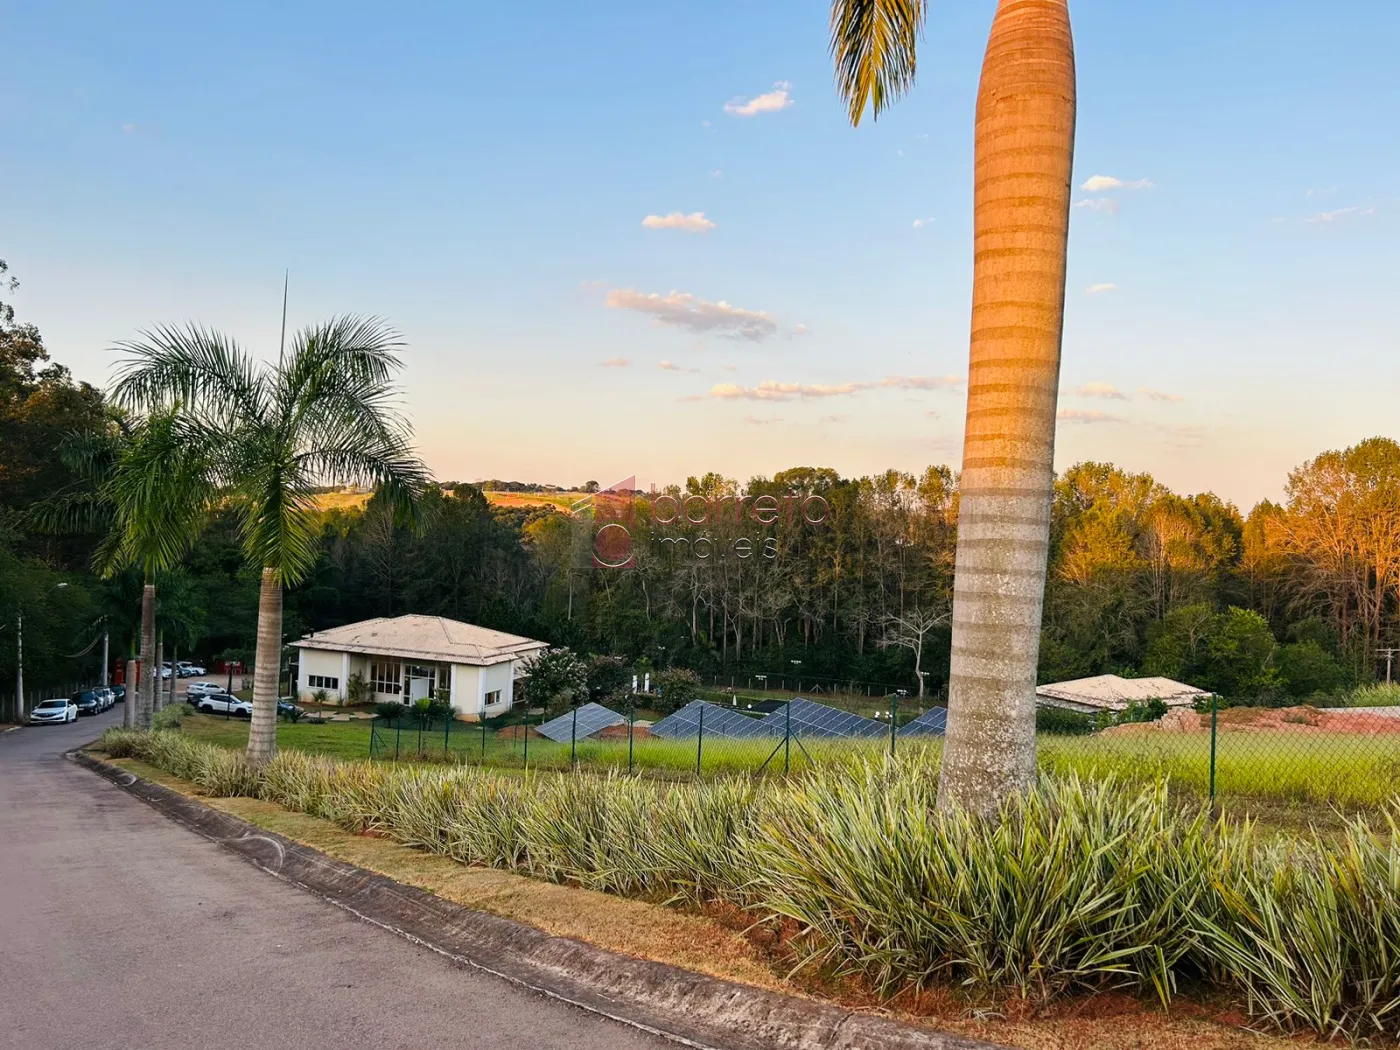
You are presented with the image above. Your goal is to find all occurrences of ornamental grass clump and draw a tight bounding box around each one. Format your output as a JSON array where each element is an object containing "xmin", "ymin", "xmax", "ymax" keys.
[{"xmin": 96, "ymin": 726, "xmax": 1400, "ymax": 1040}]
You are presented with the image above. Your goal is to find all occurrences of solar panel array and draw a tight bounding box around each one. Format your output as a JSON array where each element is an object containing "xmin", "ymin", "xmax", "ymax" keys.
[
  {"xmin": 760, "ymin": 697, "xmax": 887, "ymax": 739},
  {"xmin": 650, "ymin": 700, "xmax": 772, "ymax": 739},
  {"xmin": 535, "ymin": 702, "xmax": 625, "ymax": 743},
  {"xmin": 896, "ymin": 707, "xmax": 949, "ymax": 737}
]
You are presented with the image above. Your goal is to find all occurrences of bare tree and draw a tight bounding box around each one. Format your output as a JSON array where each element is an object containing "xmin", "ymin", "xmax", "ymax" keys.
[{"xmin": 879, "ymin": 607, "xmax": 950, "ymax": 698}]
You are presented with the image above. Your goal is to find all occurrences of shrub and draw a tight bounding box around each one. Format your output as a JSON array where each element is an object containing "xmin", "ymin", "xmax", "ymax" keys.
[
  {"xmin": 312, "ymin": 688, "xmax": 330, "ymax": 706},
  {"xmin": 152, "ymin": 704, "xmax": 187, "ymax": 731},
  {"xmin": 374, "ymin": 701, "xmax": 406, "ymax": 722},
  {"xmin": 346, "ymin": 673, "xmax": 370, "ymax": 706},
  {"xmin": 1035, "ymin": 705, "xmax": 1095, "ymax": 735},
  {"xmin": 652, "ymin": 668, "xmax": 701, "ymax": 714},
  {"xmin": 1348, "ymin": 682, "xmax": 1400, "ymax": 708}
]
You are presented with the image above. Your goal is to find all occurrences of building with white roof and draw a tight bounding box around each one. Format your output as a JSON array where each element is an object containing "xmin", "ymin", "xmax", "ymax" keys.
[
  {"xmin": 290, "ymin": 614, "xmax": 548, "ymax": 718},
  {"xmin": 1035, "ymin": 674, "xmax": 1211, "ymax": 715}
]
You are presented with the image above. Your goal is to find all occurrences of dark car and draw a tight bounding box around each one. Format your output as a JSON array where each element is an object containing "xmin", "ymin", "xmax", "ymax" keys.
[
  {"xmin": 111, "ymin": 685, "xmax": 126, "ymax": 703},
  {"xmin": 71, "ymin": 691, "xmax": 101, "ymax": 716},
  {"xmin": 277, "ymin": 699, "xmax": 305, "ymax": 720}
]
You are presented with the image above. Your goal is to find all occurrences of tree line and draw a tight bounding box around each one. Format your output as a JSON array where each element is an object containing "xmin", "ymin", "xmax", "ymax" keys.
[{"xmin": 4, "ymin": 266, "xmax": 1398, "ymax": 738}]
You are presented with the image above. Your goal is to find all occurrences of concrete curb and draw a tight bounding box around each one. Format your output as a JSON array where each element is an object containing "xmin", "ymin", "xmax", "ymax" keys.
[{"xmin": 72, "ymin": 749, "xmax": 1005, "ymax": 1050}]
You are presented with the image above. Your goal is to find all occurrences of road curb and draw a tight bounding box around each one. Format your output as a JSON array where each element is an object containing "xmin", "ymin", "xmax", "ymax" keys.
[{"xmin": 72, "ymin": 749, "xmax": 1004, "ymax": 1050}]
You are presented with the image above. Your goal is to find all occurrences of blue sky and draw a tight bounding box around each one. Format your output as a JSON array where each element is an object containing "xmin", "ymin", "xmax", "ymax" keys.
[{"xmin": 3, "ymin": 0, "xmax": 1397, "ymax": 508}]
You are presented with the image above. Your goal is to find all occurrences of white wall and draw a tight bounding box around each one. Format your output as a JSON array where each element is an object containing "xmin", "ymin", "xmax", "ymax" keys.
[
  {"xmin": 482, "ymin": 661, "xmax": 514, "ymax": 714},
  {"xmin": 297, "ymin": 649, "xmax": 348, "ymax": 702}
]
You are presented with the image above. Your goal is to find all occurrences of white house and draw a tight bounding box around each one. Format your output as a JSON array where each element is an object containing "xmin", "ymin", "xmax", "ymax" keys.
[
  {"xmin": 290, "ymin": 614, "xmax": 548, "ymax": 719},
  {"xmin": 1035, "ymin": 674, "xmax": 1211, "ymax": 716}
]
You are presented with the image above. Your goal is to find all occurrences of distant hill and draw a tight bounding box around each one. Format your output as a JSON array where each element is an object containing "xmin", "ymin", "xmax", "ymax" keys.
[{"xmin": 311, "ymin": 487, "xmax": 587, "ymax": 515}]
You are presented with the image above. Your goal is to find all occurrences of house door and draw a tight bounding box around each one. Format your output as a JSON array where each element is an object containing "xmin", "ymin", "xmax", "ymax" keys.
[{"xmin": 407, "ymin": 676, "xmax": 433, "ymax": 704}]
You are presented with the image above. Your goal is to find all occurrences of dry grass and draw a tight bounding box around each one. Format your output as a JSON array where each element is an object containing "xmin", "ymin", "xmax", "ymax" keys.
[{"xmin": 98, "ymin": 751, "xmax": 1332, "ymax": 1050}]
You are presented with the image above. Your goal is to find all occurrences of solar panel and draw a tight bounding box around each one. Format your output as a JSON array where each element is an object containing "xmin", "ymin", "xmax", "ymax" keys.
[
  {"xmin": 650, "ymin": 700, "xmax": 772, "ymax": 739},
  {"xmin": 897, "ymin": 707, "xmax": 949, "ymax": 737},
  {"xmin": 760, "ymin": 697, "xmax": 887, "ymax": 739},
  {"xmin": 535, "ymin": 702, "xmax": 625, "ymax": 743}
]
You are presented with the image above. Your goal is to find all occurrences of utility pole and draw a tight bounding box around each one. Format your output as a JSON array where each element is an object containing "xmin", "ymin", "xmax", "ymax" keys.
[
  {"xmin": 102, "ymin": 630, "xmax": 110, "ymax": 688},
  {"xmin": 15, "ymin": 610, "xmax": 22, "ymax": 724},
  {"xmin": 1379, "ymin": 647, "xmax": 1400, "ymax": 685}
]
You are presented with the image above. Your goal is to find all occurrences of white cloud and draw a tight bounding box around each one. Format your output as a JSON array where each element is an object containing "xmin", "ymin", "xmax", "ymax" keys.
[
  {"xmin": 1140, "ymin": 387, "xmax": 1184, "ymax": 403},
  {"xmin": 600, "ymin": 357, "xmax": 630, "ymax": 368},
  {"xmin": 710, "ymin": 169, "xmax": 723, "ymax": 179},
  {"xmin": 743, "ymin": 415, "xmax": 783, "ymax": 425},
  {"xmin": 710, "ymin": 380, "xmax": 868, "ymax": 402},
  {"xmin": 723, "ymin": 363, "xmax": 738, "ymax": 371},
  {"xmin": 793, "ymin": 323, "xmax": 809, "ymax": 336},
  {"xmin": 1073, "ymin": 198, "xmax": 1120, "ymax": 215},
  {"xmin": 642, "ymin": 211, "xmax": 716, "ymax": 233},
  {"xmin": 1081, "ymin": 175, "xmax": 1155, "ymax": 192},
  {"xmin": 1058, "ymin": 408, "xmax": 1127, "ymax": 424},
  {"xmin": 724, "ymin": 81, "xmax": 793, "ymax": 117},
  {"xmin": 1075, "ymin": 381, "xmax": 1128, "ymax": 400},
  {"xmin": 1305, "ymin": 205, "xmax": 1375, "ymax": 224},
  {"xmin": 658, "ymin": 360, "xmax": 699, "ymax": 373},
  {"xmin": 881, "ymin": 374, "xmax": 965, "ymax": 391},
  {"xmin": 121, "ymin": 122, "xmax": 137, "ymax": 133},
  {"xmin": 700, "ymin": 119, "xmax": 711, "ymax": 128},
  {"xmin": 604, "ymin": 288, "xmax": 778, "ymax": 341},
  {"xmin": 911, "ymin": 216, "xmax": 936, "ymax": 228},
  {"xmin": 1085, "ymin": 283, "xmax": 1117, "ymax": 296}
]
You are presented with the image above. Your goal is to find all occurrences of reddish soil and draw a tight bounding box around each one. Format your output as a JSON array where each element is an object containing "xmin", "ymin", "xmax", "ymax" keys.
[
  {"xmin": 595, "ymin": 723, "xmax": 653, "ymax": 740},
  {"xmin": 1106, "ymin": 705, "xmax": 1400, "ymax": 735}
]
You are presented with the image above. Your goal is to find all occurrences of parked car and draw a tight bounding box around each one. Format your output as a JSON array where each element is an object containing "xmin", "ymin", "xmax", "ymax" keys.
[
  {"xmin": 30, "ymin": 698, "xmax": 78, "ymax": 724},
  {"xmin": 158, "ymin": 664, "xmax": 173, "ymax": 680},
  {"xmin": 94, "ymin": 688, "xmax": 116, "ymax": 711},
  {"xmin": 71, "ymin": 691, "xmax": 101, "ymax": 716},
  {"xmin": 187, "ymin": 681, "xmax": 226, "ymax": 698},
  {"xmin": 111, "ymin": 685, "xmax": 126, "ymax": 704},
  {"xmin": 176, "ymin": 661, "xmax": 207, "ymax": 677},
  {"xmin": 277, "ymin": 700, "xmax": 305, "ymax": 720},
  {"xmin": 193, "ymin": 694, "xmax": 252, "ymax": 718}
]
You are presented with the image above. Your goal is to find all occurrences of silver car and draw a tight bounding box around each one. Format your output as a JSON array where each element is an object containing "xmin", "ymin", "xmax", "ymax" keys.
[{"xmin": 30, "ymin": 698, "xmax": 78, "ymax": 724}]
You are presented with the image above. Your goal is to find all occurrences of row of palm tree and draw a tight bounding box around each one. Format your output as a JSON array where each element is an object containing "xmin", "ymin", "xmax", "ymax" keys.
[{"xmin": 49, "ymin": 318, "xmax": 427, "ymax": 761}]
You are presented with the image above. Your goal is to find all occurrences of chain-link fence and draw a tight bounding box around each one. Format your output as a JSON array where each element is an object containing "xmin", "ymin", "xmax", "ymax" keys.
[{"xmin": 359, "ymin": 692, "xmax": 1400, "ymax": 820}]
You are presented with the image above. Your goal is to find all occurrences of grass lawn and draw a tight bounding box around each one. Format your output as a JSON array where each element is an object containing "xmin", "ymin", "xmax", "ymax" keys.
[{"xmin": 175, "ymin": 710, "xmax": 1400, "ymax": 818}]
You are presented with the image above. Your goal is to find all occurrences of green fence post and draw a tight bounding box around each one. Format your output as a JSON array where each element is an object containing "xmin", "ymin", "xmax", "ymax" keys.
[
  {"xmin": 570, "ymin": 705, "xmax": 578, "ymax": 768},
  {"xmin": 627, "ymin": 706, "xmax": 635, "ymax": 775},
  {"xmin": 444, "ymin": 710, "xmax": 451, "ymax": 755},
  {"xmin": 394, "ymin": 717, "xmax": 401, "ymax": 761},
  {"xmin": 1209, "ymin": 692, "xmax": 1219, "ymax": 802},
  {"xmin": 522, "ymin": 714, "xmax": 529, "ymax": 769},
  {"xmin": 696, "ymin": 702, "xmax": 705, "ymax": 777},
  {"xmin": 481, "ymin": 716, "xmax": 487, "ymax": 763},
  {"xmin": 783, "ymin": 700, "xmax": 791, "ymax": 775},
  {"xmin": 890, "ymin": 692, "xmax": 898, "ymax": 758}
]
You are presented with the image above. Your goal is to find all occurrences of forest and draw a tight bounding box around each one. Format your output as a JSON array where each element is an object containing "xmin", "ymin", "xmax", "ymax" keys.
[{"xmin": 3, "ymin": 272, "xmax": 1399, "ymax": 709}]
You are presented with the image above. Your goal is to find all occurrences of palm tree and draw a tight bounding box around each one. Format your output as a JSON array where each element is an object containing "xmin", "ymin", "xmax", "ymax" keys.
[
  {"xmin": 111, "ymin": 318, "xmax": 428, "ymax": 763},
  {"xmin": 37, "ymin": 412, "xmax": 214, "ymax": 728},
  {"xmin": 830, "ymin": 0, "xmax": 1077, "ymax": 813}
]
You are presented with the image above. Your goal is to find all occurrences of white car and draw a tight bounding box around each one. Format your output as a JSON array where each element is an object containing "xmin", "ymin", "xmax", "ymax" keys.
[
  {"xmin": 30, "ymin": 698, "xmax": 79, "ymax": 724},
  {"xmin": 187, "ymin": 682, "xmax": 227, "ymax": 698},
  {"xmin": 177, "ymin": 661, "xmax": 207, "ymax": 677},
  {"xmin": 193, "ymin": 694, "xmax": 252, "ymax": 718}
]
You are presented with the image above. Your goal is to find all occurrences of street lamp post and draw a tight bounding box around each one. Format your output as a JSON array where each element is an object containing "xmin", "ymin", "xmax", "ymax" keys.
[{"xmin": 15, "ymin": 582, "xmax": 68, "ymax": 722}]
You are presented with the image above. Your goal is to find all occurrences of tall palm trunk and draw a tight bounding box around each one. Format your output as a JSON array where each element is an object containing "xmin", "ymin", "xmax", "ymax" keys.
[
  {"xmin": 124, "ymin": 659, "xmax": 138, "ymax": 728},
  {"xmin": 247, "ymin": 567, "xmax": 282, "ymax": 764},
  {"xmin": 937, "ymin": 0, "xmax": 1076, "ymax": 815},
  {"xmin": 138, "ymin": 582, "xmax": 156, "ymax": 729}
]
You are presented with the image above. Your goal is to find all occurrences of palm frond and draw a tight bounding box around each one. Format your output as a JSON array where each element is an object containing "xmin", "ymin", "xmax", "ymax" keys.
[
  {"xmin": 110, "ymin": 323, "xmax": 269, "ymax": 431},
  {"xmin": 829, "ymin": 0, "xmax": 926, "ymax": 126}
]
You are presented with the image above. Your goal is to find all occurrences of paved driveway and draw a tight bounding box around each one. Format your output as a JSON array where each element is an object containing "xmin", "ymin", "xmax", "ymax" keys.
[{"xmin": 0, "ymin": 709, "xmax": 670, "ymax": 1050}]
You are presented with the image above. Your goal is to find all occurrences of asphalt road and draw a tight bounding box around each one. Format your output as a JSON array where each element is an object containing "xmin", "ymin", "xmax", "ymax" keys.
[{"xmin": 0, "ymin": 706, "xmax": 672, "ymax": 1050}]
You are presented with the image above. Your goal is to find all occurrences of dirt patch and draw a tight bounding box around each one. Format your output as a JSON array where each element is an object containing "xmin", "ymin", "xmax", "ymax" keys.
[
  {"xmin": 1103, "ymin": 704, "xmax": 1400, "ymax": 736},
  {"xmin": 495, "ymin": 724, "xmax": 542, "ymax": 740},
  {"xmin": 595, "ymin": 723, "xmax": 653, "ymax": 740}
]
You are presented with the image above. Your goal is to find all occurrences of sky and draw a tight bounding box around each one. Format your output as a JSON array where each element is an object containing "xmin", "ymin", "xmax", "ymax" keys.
[{"xmin": 2, "ymin": 0, "xmax": 1397, "ymax": 510}]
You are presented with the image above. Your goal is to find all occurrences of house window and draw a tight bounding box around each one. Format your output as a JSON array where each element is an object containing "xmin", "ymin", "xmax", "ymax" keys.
[
  {"xmin": 484, "ymin": 689, "xmax": 502, "ymax": 707},
  {"xmin": 308, "ymin": 675, "xmax": 339, "ymax": 690},
  {"xmin": 370, "ymin": 659, "xmax": 401, "ymax": 695}
]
